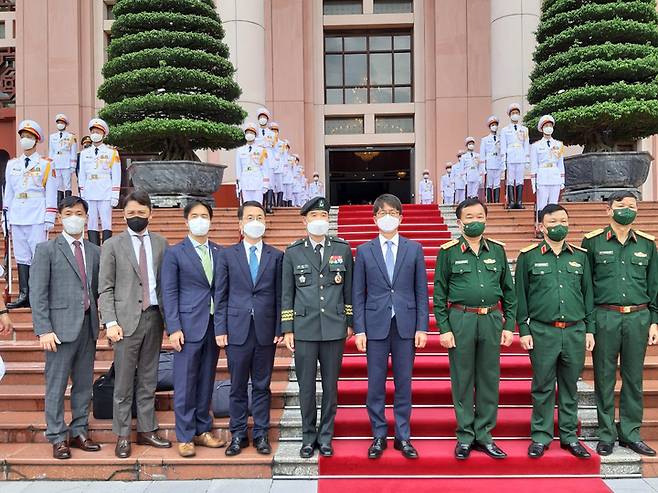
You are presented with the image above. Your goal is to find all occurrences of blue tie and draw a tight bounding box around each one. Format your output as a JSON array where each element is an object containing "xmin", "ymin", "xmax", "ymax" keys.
[
  {"xmin": 385, "ymin": 240, "xmax": 395, "ymax": 283},
  {"xmin": 249, "ymin": 245, "xmax": 259, "ymax": 283}
]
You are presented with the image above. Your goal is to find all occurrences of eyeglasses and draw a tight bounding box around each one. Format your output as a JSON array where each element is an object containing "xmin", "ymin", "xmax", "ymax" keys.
[{"xmin": 376, "ymin": 210, "xmax": 400, "ymax": 218}]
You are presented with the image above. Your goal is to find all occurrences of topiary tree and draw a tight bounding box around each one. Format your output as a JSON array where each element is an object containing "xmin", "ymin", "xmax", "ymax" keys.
[
  {"xmin": 526, "ymin": 0, "xmax": 658, "ymax": 152},
  {"xmin": 97, "ymin": 0, "xmax": 247, "ymax": 161}
]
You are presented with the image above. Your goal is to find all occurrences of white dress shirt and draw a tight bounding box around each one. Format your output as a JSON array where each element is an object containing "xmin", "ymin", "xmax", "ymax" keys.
[
  {"xmin": 62, "ymin": 230, "xmax": 86, "ymax": 268},
  {"xmin": 243, "ymin": 239, "xmax": 263, "ymax": 264},
  {"xmin": 379, "ymin": 233, "xmax": 399, "ymax": 264},
  {"xmin": 309, "ymin": 237, "xmax": 325, "ymax": 260},
  {"xmin": 129, "ymin": 228, "xmax": 158, "ymax": 306}
]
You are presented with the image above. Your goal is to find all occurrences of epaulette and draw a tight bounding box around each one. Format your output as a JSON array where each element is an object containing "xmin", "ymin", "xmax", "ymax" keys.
[
  {"xmin": 519, "ymin": 243, "xmax": 539, "ymax": 253},
  {"xmin": 636, "ymin": 230, "xmax": 656, "ymax": 242},
  {"xmin": 584, "ymin": 228, "xmax": 604, "ymax": 239},
  {"xmin": 440, "ymin": 239, "xmax": 459, "ymax": 250},
  {"xmin": 570, "ymin": 243, "xmax": 587, "ymax": 253},
  {"xmin": 42, "ymin": 157, "xmax": 53, "ymax": 162},
  {"xmin": 487, "ymin": 238, "xmax": 506, "ymax": 247},
  {"xmin": 286, "ymin": 239, "xmax": 304, "ymax": 249},
  {"xmin": 330, "ymin": 236, "xmax": 348, "ymax": 244}
]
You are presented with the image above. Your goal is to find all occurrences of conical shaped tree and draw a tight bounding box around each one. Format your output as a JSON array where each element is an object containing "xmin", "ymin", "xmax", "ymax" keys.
[
  {"xmin": 526, "ymin": 0, "xmax": 658, "ymax": 152},
  {"xmin": 97, "ymin": 0, "xmax": 246, "ymax": 161}
]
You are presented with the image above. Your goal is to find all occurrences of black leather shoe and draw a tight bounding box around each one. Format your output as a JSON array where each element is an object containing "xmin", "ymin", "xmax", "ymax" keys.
[
  {"xmin": 225, "ymin": 436, "xmax": 249, "ymax": 456},
  {"xmin": 115, "ymin": 437, "xmax": 131, "ymax": 458},
  {"xmin": 70, "ymin": 433, "xmax": 101, "ymax": 452},
  {"xmin": 596, "ymin": 441, "xmax": 614, "ymax": 456},
  {"xmin": 52, "ymin": 441, "xmax": 71, "ymax": 460},
  {"xmin": 560, "ymin": 441, "xmax": 591, "ymax": 459},
  {"xmin": 455, "ymin": 442, "xmax": 472, "ymax": 460},
  {"xmin": 368, "ymin": 437, "xmax": 387, "ymax": 459},
  {"xmin": 474, "ymin": 441, "xmax": 507, "ymax": 459},
  {"xmin": 318, "ymin": 442, "xmax": 334, "ymax": 457},
  {"xmin": 253, "ymin": 436, "xmax": 271, "ymax": 455},
  {"xmin": 136, "ymin": 431, "xmax": 172, "ymax": 448},
  {"xmin": 619, "ymin": 440, "xmax": 657, "ymax": 456},
  {"xmin": 299, "ymin": 442, "xmax": 316, "ymax": 459},
  {"xmin": 528, "ymin": 442, "xmax": 548, "ymax": 458},
  {"xmin": 393, "ymin": 438, "xmax": 418, "ymax": 459}
]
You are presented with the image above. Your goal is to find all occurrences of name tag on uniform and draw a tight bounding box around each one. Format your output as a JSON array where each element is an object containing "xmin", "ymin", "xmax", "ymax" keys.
[
  {"xmin": 534, "ymin": 262, "xmax": 549, "ymax": 267},
  {"xmin": 569, "ymin": 261, "xmax": 582, "ymax": 268},
  {"xmin": 599, "ymin": 250, "xmax": 614, "ymax": 255},
  {"xmin": 634, "ymin": 251, "xmax": 648, "ymax": 258},
  {"xmin": 455, "ymin": 260, "xmax": 468, "ymax": 265}
]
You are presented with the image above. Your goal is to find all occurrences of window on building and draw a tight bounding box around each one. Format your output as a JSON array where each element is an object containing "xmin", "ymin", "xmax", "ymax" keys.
[
  {"xmin": 105, "ymin": 0, "xmax": 116, "ymax": 20},
  {"xmin": 323, "ymin": 0, "xmax": 362, "ymax": 15},
  {"xmin": 0, "ymin": 21, "xmax": 5, "ymax": 39},
  {"xmin": 325, "ymin": 116, "xmax": 365, "ymax": 135},
  {"xmin": 375, "ymin": 115, "xmax": 414, "ymax": 133},
  {"xmin": 373, "ymin": 0, "xmax": 413, "ymax": 14},
  {"xmin": 325, "ymin": 32, "xmax": 412, "ymax": 104}
]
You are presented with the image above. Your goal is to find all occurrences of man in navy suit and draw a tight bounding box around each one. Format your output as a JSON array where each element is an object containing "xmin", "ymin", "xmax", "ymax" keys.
[
  {"xmin": 215, "ymin": 200, "xmax": 283, "ymax": 456},
  {"xmin": 352, "ymin": 193, "xmax": 429, "ymax": 459},
  {"xmin": 161, "ymin": 201, "xmax": 226, "ymax": 457}
]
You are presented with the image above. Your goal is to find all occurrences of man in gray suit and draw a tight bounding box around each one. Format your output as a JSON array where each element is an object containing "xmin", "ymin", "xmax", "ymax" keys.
[
  {"xmin": 99, "ymin": 190, "xmax": 172, "ymax": 458},
  {"xmin": 30, "ymin": 196, "xmax": 102, "ymax": 459}
]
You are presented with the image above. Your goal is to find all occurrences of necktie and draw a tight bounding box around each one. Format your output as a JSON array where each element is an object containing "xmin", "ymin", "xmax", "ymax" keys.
[
  {"xmin": 59, "ymin": 132, "xmax": 62, "ymax": 139},
  {"xmin": 95, "ymin": 147, "xmax": 99, "ymax": 156},
  {"xmin": 514, "ymin": 124, "xmax": 518, "ymax": 131},
  {"xmin": 248, "ymin": 145, "xmax": 252, "ymax": 152},
  {"xmin": 24, "ymin": 157, "xmax": 29, "ymax": 169},
  {"xmin": 137, "ymin": 235, "xmax": 150, "ymax": 310},
  {"xmin": 198, "ymin": 244, "xmax": 214, "ymax": 312},
  {"xmin": 385, "ymin": 240, "xmax": 395, "ymax": 282},
  {"xmin": 73, "ymin": 241, "xmax": 90, "ymax": 311},
  {"xmin": 547, "ymin": 140, "xmax": 551, "ymax": 147},
  {"xmin": 493, "ymin": 135, "xmax": 496, "ymax": 141},
  {"xmin": 249, "ymin": 245, "xmax": 259, "ymax": 284},
  {"xmin": 314, "ymin": 243, "xmax": 322, "ymax": 267}
]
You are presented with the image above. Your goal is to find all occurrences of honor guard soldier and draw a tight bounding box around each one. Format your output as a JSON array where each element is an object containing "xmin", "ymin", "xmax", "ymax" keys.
[
  {"xmin": 480, "ymin": 116, "xmax": 504, "ymax": 203},
  {"xmin": 48, "ymin": 113, "xmax": 77, "ymax": 203},
  {"xmin": 418, "ymin": 169, "xmax": 434, "ymax": 204},
  {"xmin": 269, "ymin": 122, "xmax": 286, "ymax": 207},
  {"xmin": 581, "ymin": 192, "xmax": 658, "ymax": 458},
  {"xmin": 281, "ymin": 197, "xmax": 354, "ymax": 459},
  {"xmin": 433, "ymin": 198, "xmax": 516, "ymax": 460},
  {"xmin": 255, "ymin": 108, "xmax": 275, "ymax": 212},
  {"xmin": 78, "ymin": 118, "xmax": 121, "ymax": 246},
  {"xmin": 500, "ymin": 103, "xmax": 530, "ymax": 209},
  {"xmin": 515, "ymin": 204, "xmax": 595, "ymax": 459},
  {"xmin": 235, "ymin": 123, "xmax": 269, "ymax": 205},
  {"xmin": 461, "ymin": 137, "xmax": 484, "ymax": 199},
  {"xmin": 282, "ymin": 146, "xmax": 295, "ymax": 207},
  {"xmin": 441, "ymin": 163, "xmax": 455, "ymax": 205},
  {"xmin": 292, "ymin": 156, "xmax": 304, "ymax": 207},
  {"xmin": 3, "ymin": 120, "xmax": 58, "ymax": 308},
  {"xmin": 453, "ymin": 151, "xmax": 467, "ymax": 204},
  {"xmin": 308, "ymin": 172, "xmax": 324, "ymax": 199}
]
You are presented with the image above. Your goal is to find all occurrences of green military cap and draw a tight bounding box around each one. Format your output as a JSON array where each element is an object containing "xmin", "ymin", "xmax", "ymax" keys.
[{"xmin": 300, "ymin": 196, "xmax": 330, "ymax": 215}]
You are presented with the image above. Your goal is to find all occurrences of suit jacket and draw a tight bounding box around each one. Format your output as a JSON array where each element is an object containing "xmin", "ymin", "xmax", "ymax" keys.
[
  {"xmin": 214, "ymin": 241, "xmax": 283, "ymax": 346},
  {"xmin": 30, "ymin": 234, "xmax": 101, "ymax": 342},
  {"xmin": 352, "ymin": 235, "xmax": 429, "ymax": 340},
  {"xmin": 98, "ymin": 230, "xmax": 168, "ymax": 336},
  {"xmin": 161, "ymin": 237, "xmax": 221, "ymax": 342}
]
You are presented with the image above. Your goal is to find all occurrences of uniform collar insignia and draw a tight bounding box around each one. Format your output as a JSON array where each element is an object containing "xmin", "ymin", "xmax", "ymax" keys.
[
  {"xmin": 460, "ymin": 241, "xmax": 467, "ymax": 253},
  {"xmin": 606, "ymin": 226, "xmax": 637, "ymax": 242},
  {"xmin": 540, "ymin": 244, "xmax": 548, "ymax": 255}
]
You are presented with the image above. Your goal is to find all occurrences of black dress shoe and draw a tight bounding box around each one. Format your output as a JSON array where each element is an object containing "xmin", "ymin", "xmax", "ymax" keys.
[
  {"xmin": 528, "ymin": 442, "xmax": 548, "ymax": 458},
  {"xmin": 318, "ymin": 442, "xmax": 334, "ymax": 457},
  {"xmin": 393, "ymin": 438, "xmax": 418, "ymax": 459},
  {"xmin": 253, "ymin": 436, "xmax": 271, "ymax": 455},
  {"xmin": 299, "ymin": 442, "xmax": 316, "ymax": 459},
  {"xmin": 455, "ymin": 442, "xmax": 473, "ymax": 460},
  {"xmin": 70, "ymin": 433, "xmax": 101, "ymax": 452},
  {"xmin": 52, "ymin": 441, "xmax": 71, "ymax": 460},
  {"xmin": 368, "ymin": 437, "xmax": 388, "ymax": 459},
  {"xmin": 137, "ymin": 431, "xmax": 172, "ymax": 448},
  {"xmin": 619, "ymin": 440, "xmax": 657, "ymax": 456},
  {"xmin": 473, "ymin": 441, "xmax": 507, "ymax": 459},
  {"xmin": 596, "ymin": 441, "xmax": 614, "ymax": 456},
  {"xmin": 560, "ymin": 441, "xmax": 591, "ymax": 459},
  {"xmin": 115, "ymin": 437, "xmax": 131, "ymax": 458},
  {"xmin": 225, "ymin": 436, "xmax": 249, "ymax": 456}
]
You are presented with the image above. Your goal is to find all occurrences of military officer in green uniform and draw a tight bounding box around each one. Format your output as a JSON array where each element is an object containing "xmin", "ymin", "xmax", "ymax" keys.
[
  {"xmin": 581, "ymin": 191, "xmax": 658, "ymax": 457},
  {"xmin": 434, "ymin": 197, "xmax": 517, "ymax": 460},
  {"xmin": 515, "ymin": 204, "xmax": 595, "ymax": 459},
  {"xmin": 282, "ymin": 196, "xmax": 354, "ymax": 459}
]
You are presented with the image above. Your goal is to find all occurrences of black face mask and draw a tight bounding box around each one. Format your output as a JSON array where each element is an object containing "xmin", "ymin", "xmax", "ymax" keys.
[{"xmin": 127, "ymin": 216, "xmax": 149, "ymax": 232}]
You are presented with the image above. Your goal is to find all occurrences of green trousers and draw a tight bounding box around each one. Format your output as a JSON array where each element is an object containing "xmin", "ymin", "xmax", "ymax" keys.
[
  {"xmin": 448, "ymin": 309, "xmax": 503, "ymax": 444},
  {"xmin": 528, "ymin": 320, "xmax": 585, "ymax": 445},
  {"xmin": 593, "ymin": 307, "xmax": 650, "ymax": 443}
]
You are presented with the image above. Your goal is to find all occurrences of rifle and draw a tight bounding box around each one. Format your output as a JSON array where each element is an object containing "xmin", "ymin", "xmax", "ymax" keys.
[{"xmin": 2, "ymin": 209, "xmax": 11, "ymax": 306}]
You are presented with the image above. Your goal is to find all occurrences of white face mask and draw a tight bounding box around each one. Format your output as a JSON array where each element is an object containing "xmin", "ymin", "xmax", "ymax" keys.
[
  {"xmin": 377, "ymin": 215, "xmax": 400, "ymax": 233},
  {"xmin": 314, "ymin": 177, "xmax": 319, "ymax": 182},
  {"xmin": 243, "ymin": 220, "xmax": 266, "ymax": 239},
  {"xmin": 19, "ymin": 136, "xmax": 36, "ymax": 150},
  {"xmin": 245, "ymin": 132, "xmax": 256, "ymax": 142},
  {"xmin": 423, "ymin": 175, "xmax": 429, "ymax": 180},
  {"xmin": 543, "ymin": 126, "xmax": 554, "ymax": 136},
  {"xmin": 56, "ymin": 123, "xmax": 66, "ymax": 131},
  {"xmin": 307, "ymin": 219, "xmax": 329, "ymax": 237},
  {"xmin": 510, "ymin": 113, "xmax": 520, "ymax": 123},
  {"xmin": 258, "ymin": 117, "xmax": 268, "ymax": 126},
  {"xmin": 90, "ymin": 132, "xmax": 103, "ymax": 143},
  {"xmin": 467, "ymin": 143, "xmax": 475, "ymax": 151},
  {"xmin": 490, "ymin": 124, "xmax": 498, "ymax": 132},
  {"xmin": 62, "ymin": 215, "xmax": 86, "ymax": 236},
  {"xmin": 188, "ymin": 217, "xmax": 211, "ymax": 236}
]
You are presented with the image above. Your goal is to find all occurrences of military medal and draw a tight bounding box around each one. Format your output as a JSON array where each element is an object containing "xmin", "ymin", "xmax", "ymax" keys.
[{"xmin": 334, "ymin": 273, "xmax": 343, "ymax": 284}]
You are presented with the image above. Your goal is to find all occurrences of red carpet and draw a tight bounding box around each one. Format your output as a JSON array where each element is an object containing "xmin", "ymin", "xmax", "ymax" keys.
[{"xmin": 319, "ymin": 204, "xmax": 608, "ymax": 492}]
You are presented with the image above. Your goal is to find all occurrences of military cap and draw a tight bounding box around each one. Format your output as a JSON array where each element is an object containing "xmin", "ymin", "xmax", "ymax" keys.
[
  {"xmin": 18, "ymin": 120, "xmax": 44, "ymax": 142},
  {"xmin": 55, "ymin": 113, "xmax": 69, "ymax": 125},
  {"xmin": 537, "ymin": 114, "xmax": 555, "ymax": 132},
  {"xmin": 300, "ymin": 196, "xmax": 330, "ymax": 215},
  {"xmin": 89, "ymin": 117, "xmax": 109, "ymax": 135}
]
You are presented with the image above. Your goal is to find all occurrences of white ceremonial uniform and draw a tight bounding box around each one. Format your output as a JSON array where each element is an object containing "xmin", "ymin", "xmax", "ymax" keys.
[
  {"xmin": 270, "ymin": 138, "xmax": 287, "ymax": 194},
  {"xmin": 530, "ymin": 137, "xmax": 565, "ymax": 212},
  {"xmin": 441, "ymin": 172, "xmax": 455, "ymax": 205},
  {"xmin": 48, "ymin": 131, "xmax": 77, "ymax": 192},
  {"xmin": 461, "ymin": 151, "xmax": 484, "ymax": 198},
  {"xmin": 452, "ymin": 160, "xmax": 467, "ymax": 204},
  {"xmin": 308, "ymin": 179, "xmax": 324, "ymax": 199},
  {"xmin": 78, "ymin": 143, "xmax": 121, "ymax": 232},
  {"xmin": 292, "ymin": 165, "xmax": 304, "ymax": 207},
  {"xmin": 418, "ymin": 178, "xmax": 434, "ymax": 204},
  {"xmin": 235, "ymin": 143, "xmax": 268, "ymax": 204},
  {"xmin": 500, "ymin": 123, "xmax": 530, "ymax": 186},
  {"xmin": 256, "ymin": 126, "xmax": 275, "ymax": 192},
  {"xmin": 480, "ymin": 133, "xmax": 504, "ymax": 190},
  {"xmin": 3, "ymin": 153, "xmax": 58, "ymax": 265},
  {"xmin": 282, "ymin": 156, "xmax": 295, "ymax": 202}
]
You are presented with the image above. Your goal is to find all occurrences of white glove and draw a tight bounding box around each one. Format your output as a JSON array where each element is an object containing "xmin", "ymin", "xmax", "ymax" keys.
[
  {"xmin": 45, "ymin": 221, "xmax": 55, "ymax": 232},
  {"xmin": 111, "ymin": 198, "xmax": 119, "ymax": 207}
]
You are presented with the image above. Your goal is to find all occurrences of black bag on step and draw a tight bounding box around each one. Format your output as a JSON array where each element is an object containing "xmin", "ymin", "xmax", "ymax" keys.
[
  {"xmin": 211, "ymin": 379, "xmax": 253, "ymax": 418},
  {"xmin": 156, "ymin": 351, "xmax": 175, "ymax": 391},
  {"xmin": 92, "ymin": 363, "xmax": 138, "ymax": 420}
]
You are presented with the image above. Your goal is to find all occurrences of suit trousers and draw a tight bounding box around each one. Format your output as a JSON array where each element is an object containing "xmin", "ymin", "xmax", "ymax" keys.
[
  {"xmin": 112, "ymin": 306, "xmax": 163, "ymax": 436},
  {"xmin": 366, "ymin": 317, "xmax": 415, "ymax": 440},
  {"xmin": 45, "ymin": 311, "xmax": 95, "ymax": 443},
  {"xmin": 173, "ymin": 318, "xmax": 220, "ymax": 442},
  {"xmin": 295, "ymin": 338, "xmax": 345, "ymax": 445},
  {"xmin": 226, "ymin": 320, "xmax": 276, "ymax": 440}
]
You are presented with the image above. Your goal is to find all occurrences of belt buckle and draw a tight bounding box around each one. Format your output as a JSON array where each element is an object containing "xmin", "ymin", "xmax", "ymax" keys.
[
  {"xmin": 621, "ymin": 306, "xmax": 632, "ymax": 314},
  {"xmin": 17, "ymin": 192, "xmax": 27, "ymax": 199},
  {"xmin": 477, "ymin": 307, "xmax": 489, "ymax": 315},
  {"xmin": 555, "ymin": 321, "xmax": 567, "ymax": 329},
  {"xmin": 91, "ymin": 174, "xmax": 98, "ymax": 180}
]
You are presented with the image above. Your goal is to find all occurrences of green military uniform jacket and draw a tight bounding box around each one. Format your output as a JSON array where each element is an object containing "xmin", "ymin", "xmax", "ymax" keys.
[
  {"xmin": 515, "ymin": 240, "xmax": 594, "ymax": 336},
  {"xmin": 281, "ymin": 236, "xmax": 353, "ymax": 341},
  {"xmin": 581, "ymin": 226, "xmax": 658, "ymax": 323},
  {"xmin": 433, "ymin": 235, "xmax": 517, "ymax": 334}
]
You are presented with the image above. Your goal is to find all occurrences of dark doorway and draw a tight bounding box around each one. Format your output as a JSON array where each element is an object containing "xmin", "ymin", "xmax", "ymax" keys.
[{"xmin": 327, "ymin": 147, "xmax": 412, "ymax": 205}]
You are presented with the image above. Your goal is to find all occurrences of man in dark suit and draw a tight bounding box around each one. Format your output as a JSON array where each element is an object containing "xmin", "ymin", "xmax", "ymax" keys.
[
  {"xmin": 30, "ymin": 196, "xmax": 102, "ymax": 459},
  {"xmin": 162, "ymin": 200, "xmax": 226, "ymax": 457},
  {"xmin": 352, "ymin": 193, "xmax": 429, "ymax": 459},
  {"xmin": 215, "ymin": 200, "xmax": 283, "ymax": 456},
  {"xmin": 99, "ymin": 190, "xmax": 172, "ymax": 458}
]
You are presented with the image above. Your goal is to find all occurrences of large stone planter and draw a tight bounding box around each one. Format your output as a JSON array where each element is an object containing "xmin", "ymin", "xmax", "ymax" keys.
[
  {"xmin": 562, "ymin": 151, "xmax": 652, "ymax": 202},
  {"xmin": 128, "ymin": 160, "xmax": 226, "ymax": 207}
]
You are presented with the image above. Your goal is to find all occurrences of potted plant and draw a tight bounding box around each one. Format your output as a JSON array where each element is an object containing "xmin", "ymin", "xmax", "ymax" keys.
[
  {"xmin": 97, "ymin": 0, "xmax": 246, "ymax": 206},
  {"xmin": 525, "ymin": 0, "xmax": 658, "ymax": 201}
]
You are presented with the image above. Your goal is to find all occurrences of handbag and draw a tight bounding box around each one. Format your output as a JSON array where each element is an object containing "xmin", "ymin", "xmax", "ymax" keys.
[
  {"xmin": 156, "ymin": 351, "xmax": 175, "ymax": 391},
  {"xmin": 211, "ymin": 379, "xmax": 252, "ymax": 418},
  {"xmin": 92, "ymin": 363, "xmax": 137, "ymax": 419}
]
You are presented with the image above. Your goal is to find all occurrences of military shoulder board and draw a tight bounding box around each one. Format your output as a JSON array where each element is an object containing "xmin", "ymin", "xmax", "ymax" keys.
[
  {"xmin": 570, "ymin": 243, "xmax": 587, "ymax": 253},
  {"xmin": 487, "ymin": 238, "xmax": 506, "ymax": 247},
  {"xmin": 584, "ymin": 228, "xmax": 605, "ymax": 239},
  {"xmin": 519, "ymin": 243, "xmax": 539, "ymax": 253},
  {"xmin": 636, "ymin": 230, "xmax": 656, "ymax": 242},
  {"xmin": 440, "ymin": 239, "xmax": 459, "ymax": 250}
]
